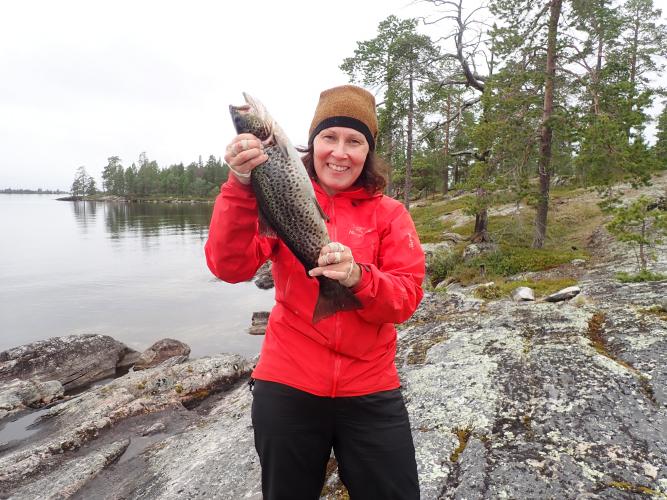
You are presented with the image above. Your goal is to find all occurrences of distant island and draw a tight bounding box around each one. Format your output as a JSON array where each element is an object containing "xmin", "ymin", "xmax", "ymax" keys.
[{"xmin": 2, "ymin": 188, "xmax": 68, "ymax": 194}]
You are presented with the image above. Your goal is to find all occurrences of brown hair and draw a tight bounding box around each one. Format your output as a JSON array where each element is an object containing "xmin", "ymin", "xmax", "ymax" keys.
[{"xmin": 299, "ymin": 145, "xmax": 388, "ymax": 194}]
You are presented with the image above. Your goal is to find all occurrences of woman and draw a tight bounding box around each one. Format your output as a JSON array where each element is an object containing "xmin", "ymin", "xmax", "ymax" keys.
[{"xmin": 205, "ymin": 85, "xmax": 425, "ymax": 500}]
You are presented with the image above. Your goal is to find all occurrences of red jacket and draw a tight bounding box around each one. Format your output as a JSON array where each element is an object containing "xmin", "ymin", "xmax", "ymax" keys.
[{"xmin": 205, "ymin": 174, "xmax": 425, "ymax": 397}]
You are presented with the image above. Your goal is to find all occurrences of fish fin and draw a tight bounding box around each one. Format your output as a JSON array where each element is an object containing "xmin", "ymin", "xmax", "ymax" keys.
[
  {"xmin": 312, "ymin": 196, "xmax": 329, "ymax": 222},
  {"xmin": 258, "ymin": 207, "xmax": 278, "ymax": 238},
  {"xmin": 312, "ymin": 276, "xmax": 362, "ymax": 323}
]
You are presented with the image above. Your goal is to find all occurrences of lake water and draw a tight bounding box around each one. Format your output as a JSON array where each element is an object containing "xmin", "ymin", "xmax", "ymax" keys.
[{"xmin": 0, "ymin": 195, "xmax": 275, "ymax": 359}]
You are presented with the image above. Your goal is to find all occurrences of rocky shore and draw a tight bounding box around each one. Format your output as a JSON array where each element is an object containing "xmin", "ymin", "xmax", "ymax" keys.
[{"xmin": 1, "ymin": 225, "xmax": 666, "ymax": 499}]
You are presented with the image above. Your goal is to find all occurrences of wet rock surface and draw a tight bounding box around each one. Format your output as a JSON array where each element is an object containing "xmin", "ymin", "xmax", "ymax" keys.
[
  {"xmin": 133, "ymin": 338, "xmax": 191, "ymax": 371},
  {"xmin": 0, "ymin": 334, "xmax": 139, "ymax": 392},
  {"xmin": 0, "ymin": 229, "xmax": 665, "ymax": 498}
]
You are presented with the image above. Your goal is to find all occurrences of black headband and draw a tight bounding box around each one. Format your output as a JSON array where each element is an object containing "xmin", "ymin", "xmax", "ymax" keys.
[{"xmin": 308, "ymin": 116, "xmax": 376, "ymax": 151}]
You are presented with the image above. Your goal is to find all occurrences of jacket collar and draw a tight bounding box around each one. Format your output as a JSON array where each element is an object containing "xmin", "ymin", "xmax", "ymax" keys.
[{"xmin": 312, "ymin": 178, "xmax": 382, "ymax": 201}]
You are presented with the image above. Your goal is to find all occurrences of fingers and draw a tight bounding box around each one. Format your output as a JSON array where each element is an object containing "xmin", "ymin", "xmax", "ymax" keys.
[
  {"xmin": 317, "ymin": 242, "xmax": 349, "ymax": 267},
  {"xmin": 224, "ymin": 134, "xmax": 269, "ymax": 178}
]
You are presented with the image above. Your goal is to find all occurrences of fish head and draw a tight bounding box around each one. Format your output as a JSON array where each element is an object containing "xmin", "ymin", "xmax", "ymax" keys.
[{"xmin": 228, "ymin": 93, "xmax": 274, "ymax": 142}]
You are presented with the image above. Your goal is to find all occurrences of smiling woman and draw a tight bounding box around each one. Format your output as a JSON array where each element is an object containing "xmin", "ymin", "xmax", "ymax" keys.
[{"xmin": 205, "ymin": 84, "xmax": 426, "ymax": 499}]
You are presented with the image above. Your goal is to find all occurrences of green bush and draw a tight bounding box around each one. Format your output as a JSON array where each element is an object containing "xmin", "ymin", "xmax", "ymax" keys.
[
  {"xmin": 616, "ymin": 270, "xmax": 667, "ymax": 283},
  {"xmin": 468, "ymin": 246, "xmax": 584, "ymax": 277},
  {"xmin": 427, "ymin": 250, "xmax": 463, "ymax": 286}
]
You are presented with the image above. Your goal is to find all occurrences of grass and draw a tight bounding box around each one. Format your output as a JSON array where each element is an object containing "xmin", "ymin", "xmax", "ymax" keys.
[
  {"xmin": 418, "ymin": 183, "xmax": 603, "ymax": 286},
  {"xmin": 473, "ymin": 277, "xmax": 579, "ymax": 300},
  {"xmin": 410, "ymin": 195, "xmax": 473, "ymax": 243},
  {"xmin": 616, "ymin": 270, "xmax": 667, "ymax": 283},
  {"xmin": 428, "ymin": 245, "xmax": 585, "ymax": 287}
]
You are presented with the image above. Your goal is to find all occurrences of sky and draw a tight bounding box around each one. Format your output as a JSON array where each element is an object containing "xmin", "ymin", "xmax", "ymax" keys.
[
  {"xmin": 0, "ymin": 0, "xmax": 434, "ymax": 191},
  {"xmin": 1, "ymin": 1, "xmax": 665, "ymax": 191}
]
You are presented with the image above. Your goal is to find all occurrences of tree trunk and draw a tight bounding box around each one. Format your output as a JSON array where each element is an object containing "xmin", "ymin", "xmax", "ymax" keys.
[
  {"xmin": 403, "ymin": 72, "xmax": 414, "ymax": 209},
  {"xmin": 471, "ymin": 188, "xmax": 490, "ymax": 243},
  {"xmin": 442, "ymin": 94, "xmax": 451, "ymax": 195},
  {"xmin": 533, "ymin": 0, "xmax": 562, "ymax": 249}
]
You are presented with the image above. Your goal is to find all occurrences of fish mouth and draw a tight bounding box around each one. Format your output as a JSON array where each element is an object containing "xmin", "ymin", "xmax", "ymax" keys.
[{"xmin": 229, "ymin": 104, "xmax": 252, "ymax": 115}]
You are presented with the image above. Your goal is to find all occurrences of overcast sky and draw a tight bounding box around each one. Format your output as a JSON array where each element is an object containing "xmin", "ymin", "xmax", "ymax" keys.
[
  {"xmin": 1, "ymin": 1, "xmax": 665, "ymax": 191},
  {"xmin": 1, "ymin": 0, "xmax": 437, "ymax": 190}
]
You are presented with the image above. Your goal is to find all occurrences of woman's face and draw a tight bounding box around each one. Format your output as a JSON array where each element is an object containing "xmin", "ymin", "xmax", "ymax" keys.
[{"xmin": 313, "ymin": 127, "xmax": 369, "ymax": 195}]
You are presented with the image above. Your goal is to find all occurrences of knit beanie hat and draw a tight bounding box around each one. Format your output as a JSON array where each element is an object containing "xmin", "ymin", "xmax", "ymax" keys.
[{"xmin": 308, "ymin": 85, "xmax": 378, "ymax": 151}]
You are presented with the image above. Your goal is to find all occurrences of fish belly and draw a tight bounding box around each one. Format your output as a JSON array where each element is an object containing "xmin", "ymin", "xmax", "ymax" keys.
[{"xmin": 251, "ymin": 146, "xmax": 328, "ymax": 270}]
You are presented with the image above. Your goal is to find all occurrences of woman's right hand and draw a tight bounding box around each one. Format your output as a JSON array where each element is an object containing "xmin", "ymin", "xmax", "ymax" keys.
[{"xmin": 224, "ymin": 133, "xmax": 269, "ymax": 184}]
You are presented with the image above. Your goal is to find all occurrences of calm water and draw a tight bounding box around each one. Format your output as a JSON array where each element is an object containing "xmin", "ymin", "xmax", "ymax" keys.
[{"xmin": 0, "ymin": 195, "xmax": 274, "ymax": 359}]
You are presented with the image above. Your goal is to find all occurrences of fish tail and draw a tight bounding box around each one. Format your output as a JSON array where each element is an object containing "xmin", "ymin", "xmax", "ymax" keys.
[{"xmin": 313, "ymin": 276, "xmax": 363, "ymax": 323}]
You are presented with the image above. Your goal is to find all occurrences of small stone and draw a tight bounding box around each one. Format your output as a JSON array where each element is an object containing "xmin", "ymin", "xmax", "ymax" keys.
[
  {"xmin": 141, "ymin": 422, "xmax": 167, "ymax": 436},
  {"xmin": 248, "ymin": 311, "xmax": 270, "ymax": 336},
  {"xmin": 254, "ymin": 261, "xmax": 274, "ymax": 290},
  {"xmin": 571, "ymin": 259, "xmax": 587, "ymax": 266},
  {"xmin": 643, "ymin": 463, "xmax": 658, "ymax": 479},
  {"xmin": 544, "ymin": 286, "xmax": 581, "ymax": 303},
  {"xmin": 133, "ymin": 339, "xmax": 191, "ymax": 371},
  {"xmin": 512, "ymin": 287, "xmax": 535, "ymax": 302}
]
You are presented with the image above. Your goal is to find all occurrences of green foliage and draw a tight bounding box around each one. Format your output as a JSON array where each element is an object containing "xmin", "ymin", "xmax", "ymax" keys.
[
  {"xmin": 655, "ymin": 102, "xmax": 667, "ymax": 167},
  {"xmin": 70, "ymin": 166, "xmax": 96, "ymax": 197},
  {"xmin": 606, "ymin": 195, "xmax": 667, "ymax": 271},
  {"xmin": 426, "ymin": 249, "xmax": 463, "ymax": 286},
  {"xmin": 87, "ymin": 153, "xmax": 230, "ymax": 199},
  {"xmin": 468, "ymin": 246, "xmax": 584, "ymax": 277},
  {"xmin": 616, "ymin": 270, "xmax": 667, "ymax": 282}
]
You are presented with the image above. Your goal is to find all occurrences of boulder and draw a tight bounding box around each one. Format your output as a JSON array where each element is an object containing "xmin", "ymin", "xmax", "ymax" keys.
[
  {"xmin": 0, "ymin": 353, "xmax": 252, "ymax": 492},
  {"xmin": 0, "ymin": 379, "xmax": 63, "ymax": 420},
  {"xmin": 248, "ymin": 311, "xmax": 270, "ymax": 336},
  {"xmin": 512, "ymin": 286, "xmax": 535, "ymax": 302},
  {"xmin": 133, "ymin": 339, "xmax": 190, "ymax": 371},
  {"xmin": 254, "ymin": 261, "xmax": 274, "ymax": 290},
  {"xmin": 543, "ymin": 285, "xmax": 581, "ymax": 302},
  {"xmin": 463, "ymin": 242, "xmax": 499, "ymax": 261},
  {"xmin": 0, "ymin": 334, "xmax": 139, "ymax": 392}
]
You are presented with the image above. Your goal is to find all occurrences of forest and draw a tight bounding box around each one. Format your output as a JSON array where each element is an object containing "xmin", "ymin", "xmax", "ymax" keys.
[{"xmin": 72, "ymin": 0, "xmax": 667, "ymax": 253}]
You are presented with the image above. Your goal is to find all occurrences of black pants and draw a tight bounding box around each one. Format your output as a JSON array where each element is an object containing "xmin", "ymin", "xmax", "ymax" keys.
[{"xmin": 251, "ymin": 380, "xmax": 419, "ymax": 500}]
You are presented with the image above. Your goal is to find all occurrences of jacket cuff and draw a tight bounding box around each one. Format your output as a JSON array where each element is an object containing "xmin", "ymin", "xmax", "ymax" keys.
[
  {"xmin": 224, "ymin": 172, "xmax": 254, "ymax": 193},
  {"xmin": 352, "ymin": 263, "xmax": 372, "ymax": 294}
]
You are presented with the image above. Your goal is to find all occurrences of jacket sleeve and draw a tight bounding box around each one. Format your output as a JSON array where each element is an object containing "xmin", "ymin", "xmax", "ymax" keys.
[
  {"xmin": 205, "ymin": 174, "xmax": 276, "ymax": 282},
  {"xmin": 352, "ymin": 203, "xmax": 425, "ymax": 324}
]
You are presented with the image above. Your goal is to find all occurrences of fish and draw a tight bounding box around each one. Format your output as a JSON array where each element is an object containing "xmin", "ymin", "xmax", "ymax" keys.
[{"xmin": 229, "ymin": 92, "xmax": 362, "ymax": 322}]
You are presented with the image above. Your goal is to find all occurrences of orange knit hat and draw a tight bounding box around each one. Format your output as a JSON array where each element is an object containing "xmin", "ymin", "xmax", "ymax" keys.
[{"xmin": 308, "ymin": 85, "xmax": 378, "ymax": 150}]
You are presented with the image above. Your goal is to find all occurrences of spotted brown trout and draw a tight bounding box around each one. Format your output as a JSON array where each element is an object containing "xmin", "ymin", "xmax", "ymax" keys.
[{"xmin": 229, "ymin": 93, "xmax": 361, "ymax": 322}]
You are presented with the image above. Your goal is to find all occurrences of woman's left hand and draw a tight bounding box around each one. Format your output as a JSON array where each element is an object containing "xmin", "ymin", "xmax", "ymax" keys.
[{"xmin": 308, "ymin": 242, "xmax": 361, "ymax": 288}]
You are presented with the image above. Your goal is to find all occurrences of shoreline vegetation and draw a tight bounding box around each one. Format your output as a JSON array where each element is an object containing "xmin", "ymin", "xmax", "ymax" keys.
[
  {"xmin": 55, "ymin": 193, "xmax": 215, "ymax": 203},
  {"xmin": 1, "ymin": 188, "xmax": 68, "ymax": 195}
]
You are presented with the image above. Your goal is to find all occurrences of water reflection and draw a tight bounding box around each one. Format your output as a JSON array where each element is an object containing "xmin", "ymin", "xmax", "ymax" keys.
[
  {"xmin": 71, "ymin": 201, "xmax": 99, "ymax": 233},
  {"xmin": 71, "ymin": 200, "xmax": 214, "ymax": 239}
]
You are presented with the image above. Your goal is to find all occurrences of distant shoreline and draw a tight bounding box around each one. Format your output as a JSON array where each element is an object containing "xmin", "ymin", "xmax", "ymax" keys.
[
  {"xmin": 55, "ymin": 194, "xmax": 215, "ymax": 203},
  {"xmin": 1, "ymin": 189, "xmax": 68, "ymax": 195}
]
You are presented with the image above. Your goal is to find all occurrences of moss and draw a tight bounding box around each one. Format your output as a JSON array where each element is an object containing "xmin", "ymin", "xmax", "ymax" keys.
[
  {"xmin": 521, "ymin": 328, "xmax": 536, "ymax": 355},
  {"xmin": 407, "ymin": 333, "xmax": 449, "ymax": 365},
  {"xmin": 474, "ymin": 283, "xmax": 503, "ymax": 300},
  {"xmin": 637, "ymin": 305, "xmax": 667, "ymax": 321},
  {"xmin": 411, "ymin": 199, "xmax": 469, "ymax": 243},
  {"xmin": 450, "ymin": 426, "xmax": 473, "ymax": 463},
  {"xmin": 586, "ymin": 312, "xmax": 657, "ymax": 405},
  {"xmin": 608, "ymin": 481, "xmax": 667, "ymax": 497}
]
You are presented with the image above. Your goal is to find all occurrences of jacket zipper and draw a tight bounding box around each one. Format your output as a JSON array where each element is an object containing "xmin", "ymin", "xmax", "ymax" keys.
[{"xmin": 329, "ymin": 196, "xmax": 342, "ymax": 398}]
